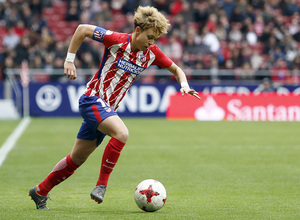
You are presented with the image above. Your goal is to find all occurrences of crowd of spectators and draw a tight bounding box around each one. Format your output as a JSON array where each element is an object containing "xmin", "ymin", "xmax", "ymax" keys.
[{"xmin": 0, "ymin": 0, "xmax": 300, "ymax": 85}]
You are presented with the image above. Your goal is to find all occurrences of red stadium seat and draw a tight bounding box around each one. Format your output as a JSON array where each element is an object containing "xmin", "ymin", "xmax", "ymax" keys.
[
  {"xmin": 54, "ymin": 33, "xmax": 67, "ymax": 41},
  {"xmin": 53, "ymin": 6, "xmax": 67, "ymax": 16},
  {"xmin": 52, "ymin": 1, "xmax": 67, "ymax": 10},
  {"xmin": 45, "ymin": 13, "xmax": 65, "ymax": 23},
  {"xmin": 283, "ymin": 16, "xmax": 292, "ymax": 25},
  {"xmin": 251, "ymin": 42, "xmax": 264, "ymax": 54},
  {"xmin": 112, "ymin": 14, "xmax": 128, "ymax": 31},
  {"xmin": 0, "ymin": 26, "xmax": 7, "ymax": 35},
  {"xmin": 68, "ymin": 21, "xmax": 79, "ymax": 29},
  {"xmin": 220, "ymin": 41, "xmax": 228, "ymax": 50},
  {"xmin": 42, "ymin": 7, "xmax": 55, "ymax": 16},
  {"xmin": 103, "ymin": 22, "xmax": 115, "ymax": 31}
]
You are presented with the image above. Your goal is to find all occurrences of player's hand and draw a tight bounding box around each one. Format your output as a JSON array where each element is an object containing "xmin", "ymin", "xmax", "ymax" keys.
[
  {"xmin": 64, "ymin": 61, "xmax": 77, "ymax": 80},
  {"xmin": 180, "ymin": 87, "xmax": 201, "ymax": 100}
]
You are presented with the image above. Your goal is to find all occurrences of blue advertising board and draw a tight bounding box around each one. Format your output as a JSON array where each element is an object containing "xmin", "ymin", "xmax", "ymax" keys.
[
  {"xmin": 0, "ymin": 82, "xmax": 3, "ymax": 99},
  {"xmin": 25, "ymin": 82, "xmax": 300, "ymax": 117}
]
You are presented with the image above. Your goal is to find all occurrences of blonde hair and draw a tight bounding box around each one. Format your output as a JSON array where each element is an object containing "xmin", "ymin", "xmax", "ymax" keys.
[{"xmin": 134, "ymin": 6, "xmax": 170, "ymax": 37}]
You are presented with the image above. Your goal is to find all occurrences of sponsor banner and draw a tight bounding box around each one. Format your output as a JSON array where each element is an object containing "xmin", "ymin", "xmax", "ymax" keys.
[
  {"xmin": 167, "ymin": 93, "xmax": 300, "ymax": 121},
  {"xmin": 0, "ymin": 82, "xmax": 3, "ymax": 99},
  {"xmin": 29, "ymin": 83, "xmax": 84, "ymax": 116},
  {"xmin": 28, "ymin": 83, "xmax": 178, "ymax": 117},
  {"xmin": 20, "ymin": 82, "xmax": 300, "ymax": 117}
]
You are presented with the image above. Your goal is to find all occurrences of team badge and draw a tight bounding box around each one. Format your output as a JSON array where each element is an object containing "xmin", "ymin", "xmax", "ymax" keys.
[
  {"xmin": 93, "ymin": 27, "xmax": 107, "ymax": 42},
  {"xmin": 139, "ymin": 54, "xmax": 147, "ymax": 62},
  {"xmin": 94, "ymin": 30, "xmax": 105, "ymax": 41}
]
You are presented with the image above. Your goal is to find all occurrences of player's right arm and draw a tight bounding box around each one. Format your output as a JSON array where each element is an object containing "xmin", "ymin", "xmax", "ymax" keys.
[{"xmin": 64, "ymin": 24, "xmax": 97, "ymax": 80}]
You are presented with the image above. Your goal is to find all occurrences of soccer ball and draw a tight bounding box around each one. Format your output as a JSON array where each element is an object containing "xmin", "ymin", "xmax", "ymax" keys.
[{"xmin": 134, "ymin": 179, "xmax": 167, "ymax": 212}]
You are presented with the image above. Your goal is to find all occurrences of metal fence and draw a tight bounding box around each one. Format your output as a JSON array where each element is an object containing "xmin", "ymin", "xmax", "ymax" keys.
[{"xmin": 4, "ymin": 67, "xmax": 278, "ymax": 83}]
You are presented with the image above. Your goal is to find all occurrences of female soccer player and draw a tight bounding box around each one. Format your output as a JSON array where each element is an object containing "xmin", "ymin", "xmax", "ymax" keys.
[{"xmin": 29, "ymin": 6, "xmax": 200, "ymax": 209}]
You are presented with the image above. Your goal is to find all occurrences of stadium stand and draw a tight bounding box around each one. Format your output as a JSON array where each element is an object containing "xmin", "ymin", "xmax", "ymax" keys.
[{"xmin": 0, "ymin": 0, "xmax": 299, "ymax": 84}]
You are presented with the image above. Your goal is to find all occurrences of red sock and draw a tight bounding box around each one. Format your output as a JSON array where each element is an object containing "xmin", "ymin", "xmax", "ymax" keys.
[
  {"xmin": 97, "ymin": 137, "xmax": 125, "ymax": 186},
  {"xmin": 37, "ymin": 154, "xmax": 80, "ymax": 196}
]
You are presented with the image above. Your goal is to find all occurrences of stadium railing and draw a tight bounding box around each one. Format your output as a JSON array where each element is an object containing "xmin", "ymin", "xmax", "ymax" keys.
[{"xmin": 1, "ymin": 68, "xmax": 284, "ymax": 118}]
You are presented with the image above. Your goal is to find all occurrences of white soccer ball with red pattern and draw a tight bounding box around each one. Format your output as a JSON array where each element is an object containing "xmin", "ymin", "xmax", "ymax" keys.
[{"xmin": 134, "ymin": 179, "xmax": 167, "ymax": 212}]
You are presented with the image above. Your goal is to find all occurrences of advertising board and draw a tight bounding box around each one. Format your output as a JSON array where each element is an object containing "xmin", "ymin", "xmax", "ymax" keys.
[
  {"xmin": 22, "ymin": 82, "xmax": 300, "ymax": 118},
  {"xmin": 167, "ymin": 93, "xmax": 300, "ymax": 121}
]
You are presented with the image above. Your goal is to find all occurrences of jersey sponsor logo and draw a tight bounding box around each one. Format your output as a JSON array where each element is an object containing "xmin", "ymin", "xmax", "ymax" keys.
[{"xmin": 116, "ymin": 58, "xmax": 145, "ymax": 75}]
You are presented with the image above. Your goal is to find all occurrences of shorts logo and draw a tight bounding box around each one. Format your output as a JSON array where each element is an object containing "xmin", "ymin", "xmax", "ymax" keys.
[{"xmin": 96, "ymin": 97, "xmax": 112, "ymax": 112}]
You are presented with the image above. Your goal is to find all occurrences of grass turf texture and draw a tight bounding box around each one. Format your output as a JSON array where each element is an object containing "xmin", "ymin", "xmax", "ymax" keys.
[{"xmin": 0, "ymin": 118, "xmax": 299, "ymax": 220}]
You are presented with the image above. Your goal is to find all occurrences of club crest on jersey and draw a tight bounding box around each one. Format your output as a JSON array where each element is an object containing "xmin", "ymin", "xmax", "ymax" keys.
[
  {"xmin": 93, "ymin": 27, "xmax": 107, "ymax": 42},
  {"xmin": 139, "ymin": 54, "xmax": 147, "ymax": 62},
  {"xmin": 94, "ymin": 30, "xmax": 105, "ymax": 41}
]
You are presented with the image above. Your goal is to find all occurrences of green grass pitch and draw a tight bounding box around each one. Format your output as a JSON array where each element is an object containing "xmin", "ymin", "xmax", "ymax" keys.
[{"xmin": 0, "ymin": 118, "xmax": 299, "ymax": 220}]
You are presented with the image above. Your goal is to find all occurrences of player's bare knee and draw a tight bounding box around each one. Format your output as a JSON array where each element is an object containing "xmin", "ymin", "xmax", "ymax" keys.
[{"xmin": 116, "ymin": 128, "xmax": 129, "ymax": 143}]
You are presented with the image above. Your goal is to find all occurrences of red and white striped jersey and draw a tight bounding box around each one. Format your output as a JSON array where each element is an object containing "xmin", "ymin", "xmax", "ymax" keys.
[{"xmin": 84, "ymin": 27, "xmax": 173, "ymax": 110}]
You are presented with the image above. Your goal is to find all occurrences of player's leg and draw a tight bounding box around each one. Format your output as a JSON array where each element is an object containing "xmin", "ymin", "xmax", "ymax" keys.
[
  {"xmin": 91, "ymin": 115, "xmax": 128, "ymax": 203},
  {"xmin": 96, "ymin": 115, "xmax": 128, "ymax": 186},
  {"xmin": 37, "ymin": 138, "xmax": 97, "ymax": 195},
  {"xmin": 78, "ymin": 95, "xmax": 128, "ymax": 188},
  {"xmin": 70, "ymin": 138, "xmax": 98, "ymax": 165},
  {"xmin": 29, "ymin": 138, "xmax": 97, "ymax": 209},
  {"xmin": 97, "ymin": 115, "xmax": 129, "ymax": 143}
]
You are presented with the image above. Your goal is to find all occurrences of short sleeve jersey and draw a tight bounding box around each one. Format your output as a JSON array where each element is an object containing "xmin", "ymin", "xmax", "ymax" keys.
[{"xmin": 84, "ymin": 27, "xmax": 173, "ymax": 110}]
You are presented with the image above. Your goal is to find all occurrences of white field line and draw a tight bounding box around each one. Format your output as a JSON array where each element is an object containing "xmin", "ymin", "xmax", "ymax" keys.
[{"xmin": 0, "ymin": 117, "xmax": 31, "ymax": 167}]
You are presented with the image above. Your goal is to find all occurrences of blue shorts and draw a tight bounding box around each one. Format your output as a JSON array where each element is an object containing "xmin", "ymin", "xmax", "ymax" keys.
[{"xmin": 77, "ymin": 94, "xmax": 118, "ymax": 146}]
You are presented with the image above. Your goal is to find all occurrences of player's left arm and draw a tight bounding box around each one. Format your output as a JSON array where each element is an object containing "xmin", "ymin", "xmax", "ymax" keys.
[{"xmin": 167, "ymin": 62, "xmax": 201, "ymax": 100}]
